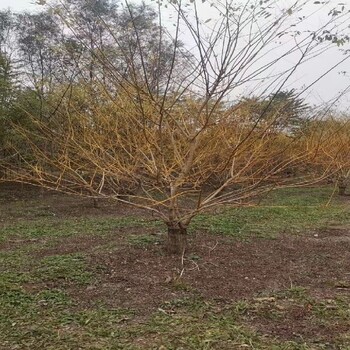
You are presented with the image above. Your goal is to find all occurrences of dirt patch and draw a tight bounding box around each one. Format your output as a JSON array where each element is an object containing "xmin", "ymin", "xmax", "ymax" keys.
[
  {"xmin": 0, "ymin": 238, "xmax": 43, "ymax": 251},
  {"xmin": 0, "ymin": 183, "xmax": 149, "ymax": 220},
  {"xmin": 58, "ymin": 231, "xmax": 350, "ymax": 311},
  {"xmin": 31, "ymin": 234, "xmax": 114, "ymax": 258},
  {"xmin": 15, "ymin": 228, "xmax": 350, "ymax": 345},
  {"xmin": 250, "ymin": 312, "xmax": 350, "ymax": 342},
  {"xmin": 36, "ymin": 228, "xmax": 348, "ymax": 343},
  {"xmin": 312, "ymin": 227, "xmax": 350, "ymax": 243}
]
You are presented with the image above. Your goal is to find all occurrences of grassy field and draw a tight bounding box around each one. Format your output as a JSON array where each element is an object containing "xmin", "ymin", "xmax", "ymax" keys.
[{"xmin": 1, "ymin": 184, "xmax": 350, "ymax": 349}]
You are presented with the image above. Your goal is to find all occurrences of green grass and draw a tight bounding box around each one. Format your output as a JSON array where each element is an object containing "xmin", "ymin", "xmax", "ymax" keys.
[
  {"xmin": 1, "ymin": 279, "xmax": 349, "ymax": 349},
  {"xmin": 0, "ymin": 216, "xmax": 158, "ymax": 243},
  {"xmin": 260, "ymin": 186, "xmax": 337, "ymax": 206},
  {"xmin": 33, "ymin": 253, "xmax": 92, "ymax": 285},
  {"xmin": 192, "ymin": 186, "xmax": 350, "ymax": 238},
  {"xmin": 1, "ymin": 186, "xmax": 348, "ymax": 243},
  {"xmin": 115, "ymin": 290, "xmax": 350, "ymax": 349},
  {"xmin": 4, "ymin": 287, "xmax": 347, "ymax": 350},
  {"xmin": 237, "ymin": 287, "xmax": 350, "ymax": 348},
  {"xmin": 0, "ymin": 280, "xmax": 134, "ymax": 349},
  {"xmin": 0, "ymin": 250, "xmax": 29, "ymax": 270}
]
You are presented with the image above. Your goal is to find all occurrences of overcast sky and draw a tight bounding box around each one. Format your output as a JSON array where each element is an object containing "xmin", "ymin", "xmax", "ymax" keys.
[
  {"xmin": 1, "ymin": 0, "xmax": 350, "ymax": 111},
  {"xmin": 0, "ymin": 0, "xmax": 38, "ymax": 12}
]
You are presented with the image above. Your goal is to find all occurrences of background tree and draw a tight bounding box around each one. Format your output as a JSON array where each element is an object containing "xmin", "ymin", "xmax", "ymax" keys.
[
  {"xmin": 304, "ymin": 116, "xmax": 350, "ymax": 195},
  {"xmin": 0, "ymin": 10, "xmax": 18, "ymax": 175},
  {"xmin": 53, "ymin": 0, "xmax": 118, "ymax": 84},
  {"xmin": 15, "ymin": 11, "xmax": 63, "ymax": 118},
  {"xmin": 233, "ymin": 90, "xmax": 309, "ymax": 135}
]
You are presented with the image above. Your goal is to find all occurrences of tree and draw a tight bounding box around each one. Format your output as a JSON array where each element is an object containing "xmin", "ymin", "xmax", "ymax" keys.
[
  {"xmin": 269, "ymin": 90, "xmax": 310, "ymax": 134},
  {"xmin": 14, "ymin": 11, "xmax": 64, "ymax": 121},
  {"xmin": 0, "ymin": 10, "xmax": 19, "ymax": 174},
  {"xmin": 305, "ymin": 116, "xmax": 350, "ymax": 195},
  {"xmin": 52, "ymin": 0, "xmax": 118, "ymax": 84},
  {"xmin": 5, "ymin": 0, "xmax": 350, "ymax": 254},
  {"xmin": 231, "ymin": 90, "xmax": 309, "ymax": 135}
]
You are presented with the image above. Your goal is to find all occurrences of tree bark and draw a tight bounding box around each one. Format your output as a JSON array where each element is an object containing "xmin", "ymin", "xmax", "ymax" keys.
[
  {"xmin": 338, "ymin": 176, "xmax": 347, "ymax": 196},
  {"xmin": 167, "ymin": 225, "xmax": 188, "ymax": 255},
  {"xmin": 92, "ymin": 197, "xmax": 99, "ymax": 208},
  {"xmin": 338, "ymin": 185, "xmax": 346, "ymax": 196}
]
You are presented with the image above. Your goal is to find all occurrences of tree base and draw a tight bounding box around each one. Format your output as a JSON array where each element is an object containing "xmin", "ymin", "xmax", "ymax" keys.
[
  {"xmin": 167, "ymin": 226, "xmax": 187, "ymax": 255},
  {"xmin": 338, "ymin": 186, "xmax": 346, "ymax": 196},
  {"xmin": 92, "ymin": 198, "xmax": 99, "ymax": 208}
]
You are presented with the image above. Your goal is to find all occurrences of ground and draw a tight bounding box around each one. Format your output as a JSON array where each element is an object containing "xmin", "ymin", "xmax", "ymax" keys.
[{"xmin": 0, "ymin": 184, "xmax": 350, "ymax": 349}]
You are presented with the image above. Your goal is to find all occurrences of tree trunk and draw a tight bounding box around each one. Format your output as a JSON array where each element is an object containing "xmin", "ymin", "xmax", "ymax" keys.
[
  {"xmin": 92, "ymin": 197, "xmax": 99, "ymax": 208},
  {"xmin": 338, "ymin": 185, "xmax": 346, "ymax": 196},
  {"xmin": 338, "ymin": 176, "xmax": 347, "ymax": 196},
  {"xmin": 167, "ymin": 225, "xmax": 188, "ymax": 255}
]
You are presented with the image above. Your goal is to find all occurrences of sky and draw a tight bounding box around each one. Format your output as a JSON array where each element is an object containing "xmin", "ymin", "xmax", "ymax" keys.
[
  {"xmin": 0, "ymin": 0, "xmax": 38, "ymax": 12},
  {"xmin": 1, "ymin": 0, "xmax": 350, "ymax": 111}
]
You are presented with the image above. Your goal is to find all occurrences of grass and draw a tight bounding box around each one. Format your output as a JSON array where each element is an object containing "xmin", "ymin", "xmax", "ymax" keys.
[
  {"xmin": 0, "ymin": 216, "xmax": 158, "ymax": 244},
  {"xmin": 1, "ymin": 186, "xmax": 348, "ymax": 243},
  {"xmin": 0, "ymin": 292, "xmax": 348, "ymax": 349},
  {"xmin": 1, "ymin": 185, "xmax": 350, "ymax": 349},
  {"xmin": 237, "ymin": 287, "xmax": 350, "ymax": 348},
  {"xmin": 192, "ymin": 186, "xmax": 350, "ymax": 238},
  {"xmin": 33, "ymin": 253, "xmax": 93, "ymax": 285},
  {"xmin": 4, "ymin": 286, "xmax": 346, "ymax": 350},
  {"xmin": 127, "ymin": 234, "xmax": 162, "ymax": 247}
]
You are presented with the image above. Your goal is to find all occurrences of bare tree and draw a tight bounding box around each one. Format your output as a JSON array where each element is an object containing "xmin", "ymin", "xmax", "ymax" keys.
[{"xmin": 5, "ymin": 0, "xmax": 350, "ymax": 253}]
